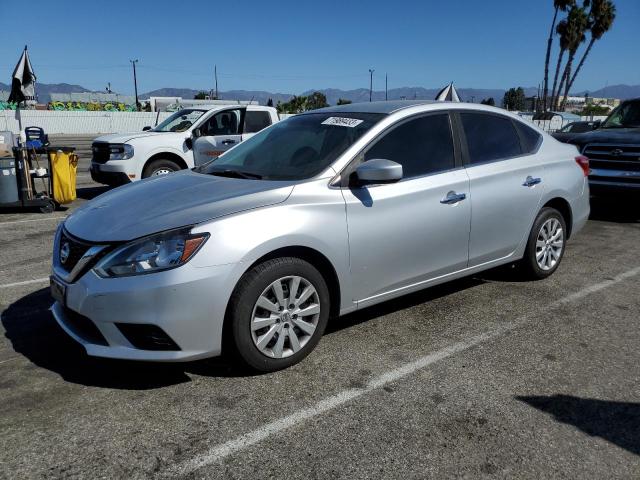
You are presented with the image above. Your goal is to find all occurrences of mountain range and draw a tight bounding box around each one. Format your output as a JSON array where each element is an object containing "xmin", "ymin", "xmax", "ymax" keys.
[{"xmin": 2, "ymin": 82, "xmax": 639, "ymax": 105}]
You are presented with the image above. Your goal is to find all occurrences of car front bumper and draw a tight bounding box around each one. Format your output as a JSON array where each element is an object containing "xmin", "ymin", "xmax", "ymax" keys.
[{"xmin": 51, "ymin": 262, "xmax": 238, "ymax": 362}]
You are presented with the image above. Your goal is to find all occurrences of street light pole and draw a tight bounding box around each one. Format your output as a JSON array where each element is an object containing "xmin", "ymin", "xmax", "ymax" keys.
[
  {"xmin": 130, "ymin": 59, "xmax": 139, "ymax": 111},
  {"xmin": 369, "ymin": 68, "xmax": 375, "ymax": 102},
  {"xmin": 385, "ymin": 73, "xmax": 388, "ymax": 101}
]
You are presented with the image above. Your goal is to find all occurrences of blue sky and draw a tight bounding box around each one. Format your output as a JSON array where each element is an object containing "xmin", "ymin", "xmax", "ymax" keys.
[{"xmin": 1, "ymin": 0, "xmax": 638, "ymax": 95}]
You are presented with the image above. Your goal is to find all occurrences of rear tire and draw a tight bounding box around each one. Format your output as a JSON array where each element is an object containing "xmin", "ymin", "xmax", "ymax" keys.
[
  {"xmin": 142, "ymin": 159, "xmax": 181, "ymax": 178},
  {"xmin": 226, "ymin": 257, "xmax": 330, "ymax": 372},
  {"xmin": 519, "ymin": 207, "xmax": 567, "ymax": 280}
]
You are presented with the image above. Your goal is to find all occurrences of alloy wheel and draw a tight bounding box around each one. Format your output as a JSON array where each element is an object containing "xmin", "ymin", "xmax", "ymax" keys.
[
  {"xmin": 535, "ymin": 217, "xmax": 564, "ymax": 271},
  {"xmin": 250, "ymin": 275, "xmax": 320, "ymax": 359}
]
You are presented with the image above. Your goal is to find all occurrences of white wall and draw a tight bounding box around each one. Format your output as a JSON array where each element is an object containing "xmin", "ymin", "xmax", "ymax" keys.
[{"xmin": 0, "ymin": 110, "xmax": 173, "ymax": 135}]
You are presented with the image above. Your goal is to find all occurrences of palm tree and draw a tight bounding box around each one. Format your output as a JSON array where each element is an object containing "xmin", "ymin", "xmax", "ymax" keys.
[
  {"xmin": 558, "ymin": 5, "xmax": 589, "ymax": 109},
  {"xmin": 564, "ymin": 0, "xmax": 616, "ymax": 102},
  {"xmin": 549, "ymin": 18, "xmax": 571, "ymax": 111},
  {"xmin": 543, "ymin": 0, "xmax": 575, "ymax": 111}
]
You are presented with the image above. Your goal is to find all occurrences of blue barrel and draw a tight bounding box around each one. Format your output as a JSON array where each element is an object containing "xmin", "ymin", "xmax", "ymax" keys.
[{"xmin": 0, "ymin": 157, "xmax": 19, "ymax": 204}]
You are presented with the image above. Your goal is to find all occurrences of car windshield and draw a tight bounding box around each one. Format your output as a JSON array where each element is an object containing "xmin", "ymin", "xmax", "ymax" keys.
[
  {"xmin": 198, "ymin": 112, "xmax": 385, "ymax": 180},
  {"xmin": 601, "ymin": 100, "xmax": 640, "ymax": 129},
  {"xmin": 153, "ymin": 109, "xmax": 207, "ymax": 132}
]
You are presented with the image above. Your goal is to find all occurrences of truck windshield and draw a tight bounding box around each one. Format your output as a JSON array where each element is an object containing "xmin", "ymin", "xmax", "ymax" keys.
[
  {"xmin": 153, "ymin": 109, "xmax": 207, "ymax": 132},
  {"xmin": 601, "ymin": 100, "xmax": 640, "ymax": 129},
  {"xmin": 198, "ymin": 112, "xmax": 385, "ymax": 180}
]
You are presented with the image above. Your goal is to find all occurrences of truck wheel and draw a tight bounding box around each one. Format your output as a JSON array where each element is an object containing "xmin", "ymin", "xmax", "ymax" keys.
[{"xmin": 142, "ymin": 159, "xmax": 181, "ymax": 178}]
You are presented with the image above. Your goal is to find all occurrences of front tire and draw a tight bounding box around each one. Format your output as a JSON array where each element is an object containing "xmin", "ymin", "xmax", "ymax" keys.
[
  {"xmin": 226, "ymin": 257, "xmax": 331, "ymax": 372},
  {"xmin": 142, "ymin": 158, "xmax": 181, "ymax": 178},
  {"xmin": 519, "ymin": 207, "xmax": 567, "ymax": 280}
]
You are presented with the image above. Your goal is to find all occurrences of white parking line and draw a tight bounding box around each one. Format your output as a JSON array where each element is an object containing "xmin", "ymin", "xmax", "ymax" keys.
[
  {"xmin": 172, "ymin": 265, "xmax": 640, "ymax": 476},
  {"xmin": 0, "ymin": 277, "xmax": 49, "ymax": 289},
  {"xmin": 0, "ymin": 216, "xmax": 66, "ymax": 227}
]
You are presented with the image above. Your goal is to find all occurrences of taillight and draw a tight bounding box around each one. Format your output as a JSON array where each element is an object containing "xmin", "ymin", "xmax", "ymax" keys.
[{"xmin": 575, "ymin": 155, "xmax": 589, "ymax": 176}]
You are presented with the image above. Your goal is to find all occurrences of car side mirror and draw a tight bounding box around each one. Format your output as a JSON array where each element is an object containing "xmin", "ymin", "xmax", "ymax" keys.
[
  {"xmin": 355, "ymin": 159, "xmax": 403, "ymax": 185},
  {"xmin": 592, "ymin": 120, "xmax": 601, "ymax": 129},
  {"xmin": 142, "ymin": 126, "xmax": 151, "ymax": 131},
  {"xmin": 192, "ymin": 128, "xmax": 201, "ymax": 138}
]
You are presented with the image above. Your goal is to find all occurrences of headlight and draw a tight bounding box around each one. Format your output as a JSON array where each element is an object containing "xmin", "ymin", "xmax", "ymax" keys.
[
  {"xmin": 109, "ymin": 144, "xmax": 134, "ymax": 160},
  {"xmin": 94, "ymin": 229, "xmax": 209, "ymax": 278}
]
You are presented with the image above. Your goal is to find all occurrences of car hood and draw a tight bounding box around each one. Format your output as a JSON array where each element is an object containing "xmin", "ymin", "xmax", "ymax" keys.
[
  {"xmin": 568, "ymin": 127, "xmax": 640, "ymax": 147},
  {"xmin": 94, "ymin": 131, "xmax": 180, "ymax": 144},
  {"xmin": 64, "ymin": 170, "xmax": 295, "ymax": 242}
]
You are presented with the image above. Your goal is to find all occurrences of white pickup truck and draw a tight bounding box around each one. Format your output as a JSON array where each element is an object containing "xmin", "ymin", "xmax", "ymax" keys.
[{"xmin": 90, "ymin": 105, "xmax": 279, "ymax": 186}]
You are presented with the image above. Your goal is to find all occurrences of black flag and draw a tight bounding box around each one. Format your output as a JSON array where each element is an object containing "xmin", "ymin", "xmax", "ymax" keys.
[{"xmin": 8, "ymin": 46, "xmax": 37, "ymax": 106}]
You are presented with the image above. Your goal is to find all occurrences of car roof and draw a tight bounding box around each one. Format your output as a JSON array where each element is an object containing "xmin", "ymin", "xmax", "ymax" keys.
[{"xmin": 303, "ymin": 100, "xmax": 439, "ymax": 115}]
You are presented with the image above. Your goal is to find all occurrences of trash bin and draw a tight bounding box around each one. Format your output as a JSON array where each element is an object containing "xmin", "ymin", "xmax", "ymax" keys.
[
  {"xmin": 0, "ymin": 157, "xmax": 19, "ymax": 204},
  {"xmin": 48, "ymin": 147, "xmax": 78, "ymax": 205}
]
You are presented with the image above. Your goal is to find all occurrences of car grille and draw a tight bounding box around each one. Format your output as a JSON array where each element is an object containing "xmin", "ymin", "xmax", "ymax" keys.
[
  {"xmin": 92, "ymin": 142, "xmax": 110, "ymax": 164},
  {"xmin": 583, "ymin": 144, "xmax": 640, "ymax": 172},
  {"xmin": 59, "ymin": 231, "xmax": 93, "ymax": 273}
]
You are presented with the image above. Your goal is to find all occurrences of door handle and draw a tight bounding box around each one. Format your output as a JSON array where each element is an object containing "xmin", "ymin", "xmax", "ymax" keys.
[
  {"xmin": 440, "ymin": 191, "xmax": 467, "ymax": 204},
  {"xmin": 522, "ymin": 176, "xmax": 542, "ymax": 187},
  {"xmin": 221, "ymin": 139, "xmax": 237, "ymax": 145}
]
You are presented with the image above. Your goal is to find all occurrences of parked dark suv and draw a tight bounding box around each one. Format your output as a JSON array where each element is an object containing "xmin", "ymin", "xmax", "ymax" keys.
[{"xmin": 560, "ymin": 99, "xmax": 640, "ymax": 194}]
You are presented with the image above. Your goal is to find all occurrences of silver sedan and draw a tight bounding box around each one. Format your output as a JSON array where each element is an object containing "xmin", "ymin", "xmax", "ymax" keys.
[{"xmin": 50, "ymin": 101, "xmax": 590, "ymax": 372}]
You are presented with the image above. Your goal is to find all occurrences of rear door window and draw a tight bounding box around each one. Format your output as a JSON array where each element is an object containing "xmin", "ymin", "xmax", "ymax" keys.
[
  {"xmin": 364, "ymin": 113, "xmax": 455, "ymax": 179},
  {"xmin": 460, "ymin": 112, "xmax": 522, "ymax": 164},
  {"xmin": 244, "ymin": 111, "xmax": 272, "ymax": 133}
]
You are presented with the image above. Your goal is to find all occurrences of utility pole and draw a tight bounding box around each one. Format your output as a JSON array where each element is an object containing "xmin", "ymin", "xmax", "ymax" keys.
[
  {"xmin": 214, "ymin": 65, "xmax": 219, "ymax": 99},
  {"xmin": 130, "ymin": 59, "xmax": 139, "ymax": 111},
  {"xmin": 369, "ymin": 68, "xmax": 374, "ymax": 102},
  {"xmin": 385, "ymin": 73, "xmax": 388, "ymax": 101}
]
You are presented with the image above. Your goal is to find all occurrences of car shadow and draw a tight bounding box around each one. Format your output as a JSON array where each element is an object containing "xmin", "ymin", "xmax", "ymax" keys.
[
  {"xmin": 4, "ymin": 276, "xmax": 487, "ymax": 389},
  {"xmin": 325, "ymin": 276, "xmax": 484, "ymax": 334},
  {"xmin": 1, "ymin": 288, "xmax": 247, "ymax": 390},
  {"xmin": 516, "ymin": 394, "xmax": 640, "ymax": 456},
  {"xmin": 589, "ymin": 195, "xmax": 640, "ymax": 223},
  {"xmin": 76, "ymin": 185, "xmax": 110, "ymax": 201}
]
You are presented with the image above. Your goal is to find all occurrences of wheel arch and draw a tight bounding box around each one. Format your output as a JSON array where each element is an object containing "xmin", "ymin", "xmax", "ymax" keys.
[
  {"xmin": 542, "ymin": 197, "xmax": 573, "ymax": 238},
  {"xmin": 143, "ymin": 152, "xmax": 188, "ymax": 176},
  {"xmin": 220, "ymin": 245, "xmax": 342, "ymax": 357},
  {"xmin": 243, "ymin": 246, "xmax": 342, "ymax": 319}
]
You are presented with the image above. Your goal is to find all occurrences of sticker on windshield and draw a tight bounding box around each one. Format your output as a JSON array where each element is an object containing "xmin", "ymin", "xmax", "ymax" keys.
[{"xmin": 321, "ymin": 117, "xmax": 364, "ymax": 128}]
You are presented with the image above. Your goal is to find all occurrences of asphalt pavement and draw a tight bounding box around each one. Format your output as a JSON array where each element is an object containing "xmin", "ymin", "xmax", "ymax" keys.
[{"xmin": 1, "ymin": 161, "xmax": 639, "ymax": 479}]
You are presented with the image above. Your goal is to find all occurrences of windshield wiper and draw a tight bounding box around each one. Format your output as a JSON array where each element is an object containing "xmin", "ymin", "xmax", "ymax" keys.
[{"xmin": 209, "ymin": 169, "xmax": 263, "ymax": 180}]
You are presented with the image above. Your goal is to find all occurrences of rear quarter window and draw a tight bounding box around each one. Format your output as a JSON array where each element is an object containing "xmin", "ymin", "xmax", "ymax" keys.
[{"xmin": 514, "ymin": 121, "xmax": 542, "ymax": 154}]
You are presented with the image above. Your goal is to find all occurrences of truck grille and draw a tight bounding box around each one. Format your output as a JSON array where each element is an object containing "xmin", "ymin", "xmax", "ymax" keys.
[
  {"xmin": 583, "ymin": 144, "xmax": 640, "ymax": 172},
  {"xmin": 92, "ymin": 142, "xmax": 111, "ymax": 164}
]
